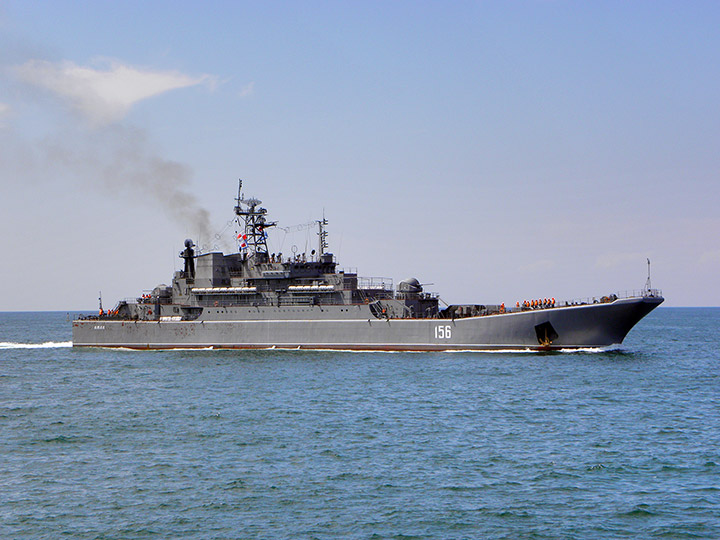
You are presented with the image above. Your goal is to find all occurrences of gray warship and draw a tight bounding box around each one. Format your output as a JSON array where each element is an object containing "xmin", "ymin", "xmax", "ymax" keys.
[{"xmin": 73, "ymin": 181, "xmax": 664, "ymax": 350}]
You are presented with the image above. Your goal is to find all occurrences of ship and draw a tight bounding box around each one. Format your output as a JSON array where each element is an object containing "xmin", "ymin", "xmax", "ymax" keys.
[{"xmin": 72, "ymin": 181, "xmax": 664, "ymax": 350}]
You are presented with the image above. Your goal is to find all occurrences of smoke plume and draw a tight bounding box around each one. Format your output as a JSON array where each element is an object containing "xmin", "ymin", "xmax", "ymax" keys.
[
  {"xmin": 2, "ymin": 57, "xmax": 214, "ymax": 243},
  {"xmin": 37, "ymin": 125, "xmax": 212, "ymax": 242}
]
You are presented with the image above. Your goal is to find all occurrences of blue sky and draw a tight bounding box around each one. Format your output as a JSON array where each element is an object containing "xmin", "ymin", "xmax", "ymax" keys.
[{"xmin": 1, "ymin": 1, "xmax": 718, "ymax": 309}]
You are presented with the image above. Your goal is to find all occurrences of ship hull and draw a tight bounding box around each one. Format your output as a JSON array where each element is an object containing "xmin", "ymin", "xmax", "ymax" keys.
[{"xmin": 72, "ymin": 296, "xmax": 663, "ymax": 351}]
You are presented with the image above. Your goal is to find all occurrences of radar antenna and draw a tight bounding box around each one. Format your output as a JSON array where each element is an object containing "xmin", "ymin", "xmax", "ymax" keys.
[{"xmin": 234, "ymin": 179, "xmax": 276, "ymax": 258}]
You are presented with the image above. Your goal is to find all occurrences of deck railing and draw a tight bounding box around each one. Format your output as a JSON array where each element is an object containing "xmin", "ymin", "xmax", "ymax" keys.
[
  {"xmin": 358, "ymin": 277, "xmax": 394, "ymax": 291},
  {"xmin": 557, "ymin": 288, "xmax": 662, "ymax": 308}
]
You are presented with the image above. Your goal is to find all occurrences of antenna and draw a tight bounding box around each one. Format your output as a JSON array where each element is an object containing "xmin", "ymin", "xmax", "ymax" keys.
[
  {"xmin": 317, "ymin": 212, "xmax": 329, "ymax": 256},
  {"xmin": 645, "ymin": 258, "xmax": 652, "ymax": 291},
  {"xmin": 233, "ymin": 179, "xmax": 276, "ymax": 258}
]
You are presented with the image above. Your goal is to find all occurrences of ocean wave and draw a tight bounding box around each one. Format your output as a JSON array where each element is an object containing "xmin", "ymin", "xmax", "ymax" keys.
[
  {"xmin": 558, "ymin": 347, "xmax": 607, "ymax": 353},
  {"xmin": 557, "ymin": 345, "xmax": 623, "ymax": 353},
  {"xmin": 0, "ymin": 341, "xmax": 73, "ymax": 349}
]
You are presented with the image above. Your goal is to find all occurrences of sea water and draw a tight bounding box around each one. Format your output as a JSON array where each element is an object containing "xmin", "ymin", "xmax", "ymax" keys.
[{"xmin": 1, "ymin": 309, "xmax": 718, "ymax": 539}]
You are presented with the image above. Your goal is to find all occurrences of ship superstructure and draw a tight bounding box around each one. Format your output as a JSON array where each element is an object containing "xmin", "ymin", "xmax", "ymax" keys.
[{"xmin": 73, "ymin": 181, "xmax": 663, "ymax": 350}]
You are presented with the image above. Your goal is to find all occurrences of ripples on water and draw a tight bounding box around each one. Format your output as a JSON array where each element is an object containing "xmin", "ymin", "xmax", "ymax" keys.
[{"xmin": 1, "ymin": 309, "xmax": 718, "ymax": 539}]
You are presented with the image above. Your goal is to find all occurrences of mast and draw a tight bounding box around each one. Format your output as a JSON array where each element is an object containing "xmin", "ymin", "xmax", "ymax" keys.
[
  {"xmin": 234, "ymin": 179, "xmax": 276, "ymax": 258},
  {"xmin": 645, "ymin": 258, "xmax": 652, "ymax": 292},
  {"xmin": 317, "ymin": 213, "xmax": 328, "ymax": 256}
]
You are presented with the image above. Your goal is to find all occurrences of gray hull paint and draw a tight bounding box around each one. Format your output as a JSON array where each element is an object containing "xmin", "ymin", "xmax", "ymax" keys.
[{"xmin": 72, "ymin": 296, "xmax": 662, "ymax": 350}]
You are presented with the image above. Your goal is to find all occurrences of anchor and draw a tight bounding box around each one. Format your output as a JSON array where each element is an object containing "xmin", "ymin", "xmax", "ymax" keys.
[{"xmin": 534, "ymin": 321, "xmax": 559, "ymax": 347}]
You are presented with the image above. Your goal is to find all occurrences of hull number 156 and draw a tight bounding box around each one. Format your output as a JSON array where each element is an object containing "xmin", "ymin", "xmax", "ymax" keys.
[{"xmin": 434, "ymin": 325, "xmax": 452, "ymax": 339}]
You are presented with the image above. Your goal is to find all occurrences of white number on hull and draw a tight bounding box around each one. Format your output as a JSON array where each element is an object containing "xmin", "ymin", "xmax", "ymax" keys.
[{"xmin": 434, "ymin": 325, "xmax": 452, "ymax": 339}]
